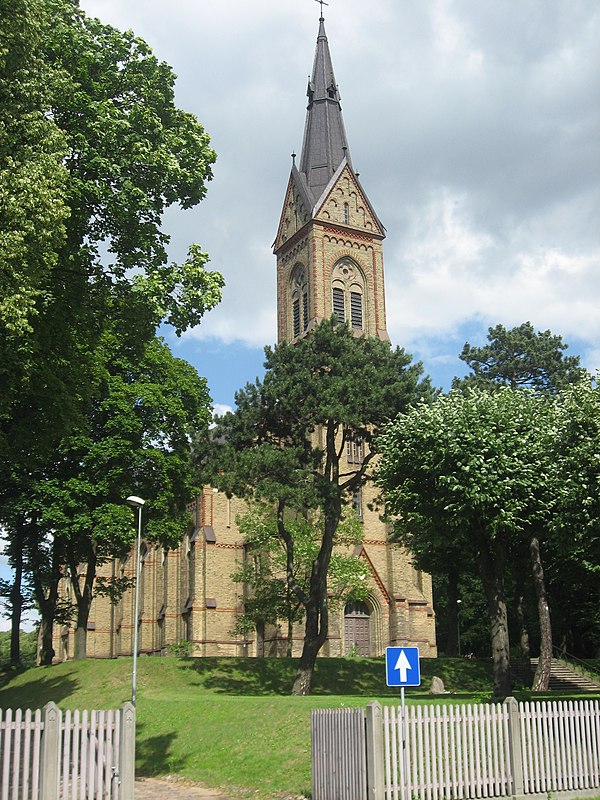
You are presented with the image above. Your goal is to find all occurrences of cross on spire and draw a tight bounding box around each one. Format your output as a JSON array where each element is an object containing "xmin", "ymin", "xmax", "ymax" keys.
[{"xmin": 315, "ymin": 0, "xmax": 329, "ymax": 20}]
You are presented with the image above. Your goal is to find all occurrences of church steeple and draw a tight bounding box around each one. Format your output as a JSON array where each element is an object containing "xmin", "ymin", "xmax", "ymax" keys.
[
  {"xmin": 298, "ymin": 17, "xmax": 352, "ymax": 204},
  {"xmin": 274, "ymin": 15, "xmax": 389, "ymax": 345}
]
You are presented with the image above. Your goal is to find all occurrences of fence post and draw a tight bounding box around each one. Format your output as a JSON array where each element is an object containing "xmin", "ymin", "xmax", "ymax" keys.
[
  {"xmin": 504, "ymin": 697, "xmax": 524, "ymax": 799},
  {"xmin": 119, "ymin": 702, "xmax": 136, "ymax": 800},
  {"xmin": 40, "ymin": 701, "xmax": 60, "ymax": 800},
  {"xmin": 365, "ymin": 701, "xmax": 384, "ymax": 800}
]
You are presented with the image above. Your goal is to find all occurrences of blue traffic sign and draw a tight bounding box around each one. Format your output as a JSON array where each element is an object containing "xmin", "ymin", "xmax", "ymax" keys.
[{"xmin": 385, "ymin": 646, "xmax": 421, "ymax": 687}]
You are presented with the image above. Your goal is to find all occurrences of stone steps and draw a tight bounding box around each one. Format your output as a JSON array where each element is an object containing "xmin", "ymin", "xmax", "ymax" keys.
[{"xmin": 527, "ymin": 657, "xmax": 600, "ymax": 693}]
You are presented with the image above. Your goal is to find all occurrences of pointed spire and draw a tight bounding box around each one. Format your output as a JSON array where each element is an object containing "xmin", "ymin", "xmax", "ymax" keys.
[{"xmin": 298, "ymin": 17, "xmax": 352, "ymax": 204}]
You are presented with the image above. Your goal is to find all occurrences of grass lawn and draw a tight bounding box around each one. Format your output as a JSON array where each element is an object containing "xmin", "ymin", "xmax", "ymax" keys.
[{"xmin": 1, "ymin": 655, "xmax": 598, "ymax": 799}]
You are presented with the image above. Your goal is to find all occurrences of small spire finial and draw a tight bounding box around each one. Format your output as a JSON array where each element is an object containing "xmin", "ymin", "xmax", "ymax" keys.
[
  {"xmin": 315, "ymin": 0, "xmax": 329, "ymax": 20},
  {"xmin": 291, "ymin": 152, "xmax": 296, "ymax": 165}
]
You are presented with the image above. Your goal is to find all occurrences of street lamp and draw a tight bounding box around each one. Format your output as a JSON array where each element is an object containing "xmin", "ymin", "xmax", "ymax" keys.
[
  {"xmin": 126, "ymin": 495, "xmax": 145, "ymax": 707},
  {"xmin": 456, "ymin": 598, "xmax": 462, "ymax": 657}
]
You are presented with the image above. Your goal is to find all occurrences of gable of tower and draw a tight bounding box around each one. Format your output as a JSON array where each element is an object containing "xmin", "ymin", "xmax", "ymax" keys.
[
  {"xmin": 314, "ymin": 163, "xmax": 385, "ymax": 237},
  {"xmin": 273, "ymin": 173, "xmax": 312, "ymax": 252}
]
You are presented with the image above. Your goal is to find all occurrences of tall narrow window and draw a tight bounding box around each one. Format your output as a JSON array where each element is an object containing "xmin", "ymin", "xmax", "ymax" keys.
[
  {"xmin": 352, "ymin": 487, "xmax": 363, "ymax": 520},
  {"xmin": 291, "ymin": 264, "xmax": 308, "ymax": 338},
  {"xmin": 343, "ymin": 202, "xmax": 349, "ymax": 224},
  {"xmin": 350, "ymin": 292, "xmax": 363, "ymax": 329},
  {"xmin": 332, "ymin": 287, "xmax": 345, "ymax": 322}
]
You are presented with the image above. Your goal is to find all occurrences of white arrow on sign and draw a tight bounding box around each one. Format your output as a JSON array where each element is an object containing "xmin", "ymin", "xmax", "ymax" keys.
[{"xmin": 395, "ymin": 649, "xmax": 411, "ymax": 683}]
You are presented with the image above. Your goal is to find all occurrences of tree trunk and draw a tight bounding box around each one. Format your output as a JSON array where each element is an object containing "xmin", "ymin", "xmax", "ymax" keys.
[
  {"xmin": 477, "ymin": 539, "xmax": 511, "ymax": 700},
  {"xmin": 290, "ymin": 420, "xmax": 342, "ymax": 695},
  {"xmin": 28, "ymin": 527, "xmax": 62, "ymax": 666},
  {"xmin": 530, "ymin": 534, "xmax": 552, "ymax": 691},
  {"xmin": 292, "ymin": 604, "xmax": 323, "ymax": 695},
  {"xmin": 515, "ymin": 571, "xmax": 531, "ymax": 686},
  {"xmin": 38, "ymin": 617, "xmax": 55, "ymax": 666},
  {"xmin": 9, "ymin": 523, "xmax": 24, "ymax": 667},
  {"xmin": 291, "ymin": 503, "xmax": 338, "ymax": 695},
  {"xmin": 73, "ymin": 605, "xmax": 90, "ymax": 661},
  {"xmin": 516, "ymin": 593, "xmax": 532, "ymax": 686},
  {"xmin": 445, "ymin": 567, "xmax": 460, "ymax": 656},
  {"xmin": 68, "ymin": 542, "xmax": 97, "ymax": 661}
]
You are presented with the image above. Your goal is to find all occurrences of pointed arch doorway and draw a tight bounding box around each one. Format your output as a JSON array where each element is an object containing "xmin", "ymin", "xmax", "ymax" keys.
[{"xmin": 344, "ymin": 600, "xmax": 371, "ymax": 656}]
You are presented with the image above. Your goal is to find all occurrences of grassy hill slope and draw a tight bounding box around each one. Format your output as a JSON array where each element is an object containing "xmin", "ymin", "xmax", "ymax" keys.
[{"xmin": 1, "ymin": 655, "xmax": 595, "ymax": 798}]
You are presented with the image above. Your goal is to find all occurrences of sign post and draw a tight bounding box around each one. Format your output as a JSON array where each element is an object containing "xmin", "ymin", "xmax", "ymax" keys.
[{"xmin": 385, "ymin": 647, "xmax": 421, "ymax": 800}]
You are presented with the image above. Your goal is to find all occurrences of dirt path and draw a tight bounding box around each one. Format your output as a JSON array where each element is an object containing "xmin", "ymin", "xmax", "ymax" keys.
[{"xmin": 135, "ymin": 777, "xmax": 231, "ymax": 800}]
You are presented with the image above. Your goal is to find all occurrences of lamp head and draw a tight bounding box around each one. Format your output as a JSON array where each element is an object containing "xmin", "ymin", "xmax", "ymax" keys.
[{"xmin": 126, "ymin": 495, "xmax": 145, "ymax": 508}]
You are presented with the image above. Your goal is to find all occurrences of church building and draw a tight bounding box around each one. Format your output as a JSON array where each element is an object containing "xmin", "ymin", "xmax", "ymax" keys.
[{"xmin": 54, "ymin": 14, "xmax": 437, "ymax": 662}]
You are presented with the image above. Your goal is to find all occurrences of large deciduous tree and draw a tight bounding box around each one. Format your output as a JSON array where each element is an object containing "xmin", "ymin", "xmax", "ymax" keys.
[
  {"xmin": 448, "ymin": 322, "xmax": 587, "ymax": 688},
  {"xmin": 377, "ymin": 388, "xmax": 556, "ymax": 699},
  {"xmin": 208, "ymin": 320, "xmax": 432, "ymax": 694},
  {"xmin": 550, "ymin": 379, "xmax": 600, "ymax": 657},
  {"xmin": 32, "ymin": 334, "xmax": 212, "ymax": 662},
  {"xmin": 0, "ymin": 0, "xmax": 223, "ymax": 662}
]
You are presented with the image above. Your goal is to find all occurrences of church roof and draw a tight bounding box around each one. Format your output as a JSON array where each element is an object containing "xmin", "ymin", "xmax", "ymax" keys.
[{"xmin": 298, "ymin": 16, "xmax": 352, "ymax": 206}]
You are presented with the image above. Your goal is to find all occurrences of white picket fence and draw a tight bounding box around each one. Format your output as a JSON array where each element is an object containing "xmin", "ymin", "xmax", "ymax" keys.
[
  {"xmin": 383, "ymin": 701, "xmax": 512, "ymax": 800},
  {"xmin": 0, "ymin": 702, "xmax": 135, "ymax": 800},
  {"xmin": 312, "ymin": 698, "xmax": 600, "ymax": 800},
  {"xmin": 519, "ymin": 700, "xmax": 600, "ymax": 795}
]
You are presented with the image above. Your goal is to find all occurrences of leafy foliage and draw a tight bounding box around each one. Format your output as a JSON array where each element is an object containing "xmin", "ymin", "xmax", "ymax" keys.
[
  {"xmin": 0, "ymin": 0, "xmax": 223, "ymax": 662},
  {"xmin": 231, "ymin": 503, "xmax": 369, "ymax": 644},
  {"xmin": 377, "ymin": 387, "xmax": 557, "ymax": 697}
]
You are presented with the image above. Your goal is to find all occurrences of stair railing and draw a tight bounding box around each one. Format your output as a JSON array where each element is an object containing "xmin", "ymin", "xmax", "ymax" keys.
[{"xmin": 552, "ymin": 646, "xmax": 600, "ymax": 683}]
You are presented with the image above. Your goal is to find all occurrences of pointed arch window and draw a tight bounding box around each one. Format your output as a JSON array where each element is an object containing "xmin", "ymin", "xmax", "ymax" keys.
[
  {"xmin": 332, "ymin": 287, "xmax": 345, "ymax": 323},
  {"xmin": 350, "ymin": 292, "xmax": 363, "ymax": 329},
  {"xmin": 343, "ymin": 202, "xmax": 350, "ymax": 225},
  {"xmin": 331, "ymin": 258, "xmax": 366, "ymax": 332},
  {"xmin": 291, "ymin": 264, "xmax": 309, "ymax": 338}
]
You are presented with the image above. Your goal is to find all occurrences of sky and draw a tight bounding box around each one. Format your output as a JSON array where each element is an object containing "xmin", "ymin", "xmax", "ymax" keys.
[{"xmin": 72, "ymin": 0, "xmax": 600, "ymax": 415}]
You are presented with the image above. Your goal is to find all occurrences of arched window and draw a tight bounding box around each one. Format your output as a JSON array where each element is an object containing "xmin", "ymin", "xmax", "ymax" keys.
[
  {"xmin": 331, "ymin": 258, "xmax": 365, "ymax": 331},
  {"xmin": 290, "ymin": 264, "xmax": 309, "ymax": 338},
  {"xmin": 343, "ymin": 202, "xmax": 350, "ymax": 224}
]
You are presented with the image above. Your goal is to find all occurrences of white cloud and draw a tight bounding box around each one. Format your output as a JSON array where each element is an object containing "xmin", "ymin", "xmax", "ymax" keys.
[
  {"xmin": 78, "ymin": 0, "xmax": 600, "ymax": 393},
  {"xmin": 212, "ymin": 403, "xmax": 233, "ymax": 418}
]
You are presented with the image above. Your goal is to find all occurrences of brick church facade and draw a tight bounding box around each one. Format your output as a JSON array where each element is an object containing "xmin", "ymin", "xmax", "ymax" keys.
[{"xmin": 54, "ymin": 15, "xmax": 437, "ymax": 662}]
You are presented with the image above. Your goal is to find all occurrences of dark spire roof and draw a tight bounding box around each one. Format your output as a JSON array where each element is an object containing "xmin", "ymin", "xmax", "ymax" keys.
[{"xmin": 298, "ymin": 17, "xmax": 352, "ymax": 205}]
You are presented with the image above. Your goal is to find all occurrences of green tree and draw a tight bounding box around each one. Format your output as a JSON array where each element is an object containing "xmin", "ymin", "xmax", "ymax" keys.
[
  {"xmin": 377, "ymin": 388, "xmax": 557, "ymax": 699},
  {"xmin": 0, "ymin": 0, "xmax": 68, "ymax": 340},
  {"xmin": 232, "ymin": 503, "xmax": 368, "ymax": 657},
  {"xmin": 454, "ymin": 322, "xmax": 585, "ymax": 393},
  {"xmin": 550, "ymin": 379, "xmax": 600, "ymax": 657},
  {"xmin": 0, "ymin": 0, "xmax": 223, "ymax": 663},
  {"xmin": 450, "ymin": 322, "xmax": 587, "ymax": 686},
  {"xmin": 31, "ymin": 334, "xmax": 212, "ymax": 662},
  {"xmin": 209, "ymin": 320, "xmax": 432, "ymax": 694},
  {"xmin": 1, "ymin": 0, "xmax": 223, "ymax": 464}
]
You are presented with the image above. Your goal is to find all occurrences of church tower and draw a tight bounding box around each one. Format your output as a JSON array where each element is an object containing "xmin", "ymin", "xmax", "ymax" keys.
[{"xmin": 274, "ymin": 15, "xmax": 389, "ymax": 344}]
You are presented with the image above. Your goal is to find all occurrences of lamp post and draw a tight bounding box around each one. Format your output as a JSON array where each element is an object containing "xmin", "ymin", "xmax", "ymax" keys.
[
  {"xmin": 456, "ymin": 598, "xmax": 462, "ymax": 657},
  {"xmin": 126, "ymin": 495, "xmax": 145, "ymax": 707}
]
